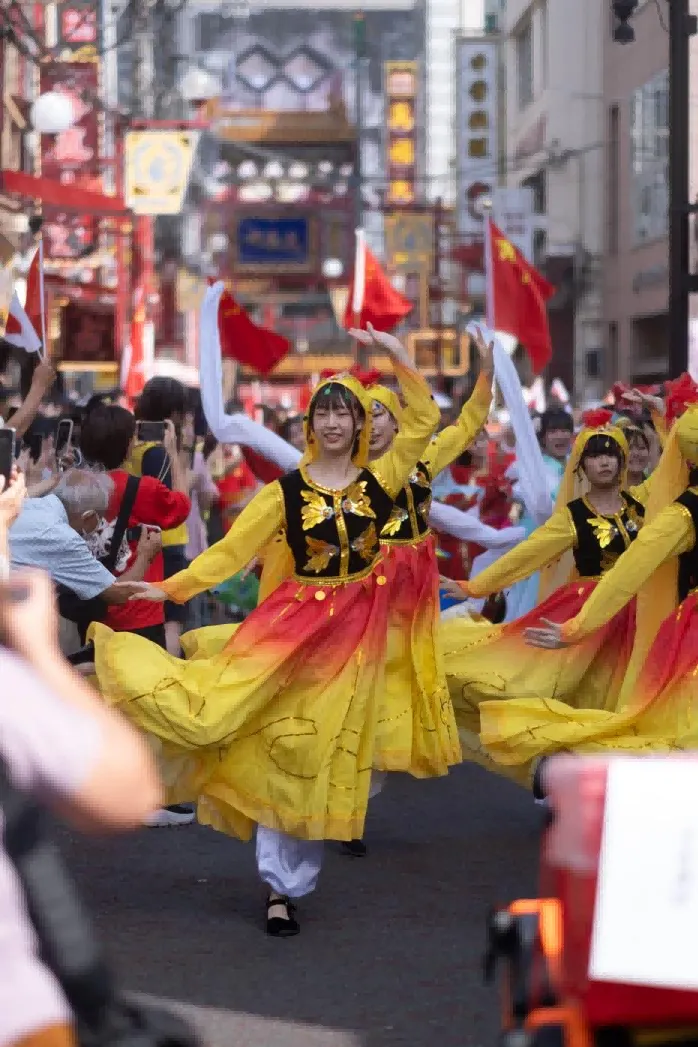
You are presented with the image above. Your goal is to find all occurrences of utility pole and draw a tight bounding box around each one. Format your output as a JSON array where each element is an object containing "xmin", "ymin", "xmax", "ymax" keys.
[
  {"xmin": 612, "ymin": 0, "xmax": 697, "ymax": 377},
  {"xmin": 131, "ymin": 0, "xmax": 157, "ymax": 384},
  {"xmin": 668, "ymin": 0, "xmax": 697, "ymax": 377},
  {"xmin": 353, "ymin": 10, "xmax": 366, "ymax": 366}
]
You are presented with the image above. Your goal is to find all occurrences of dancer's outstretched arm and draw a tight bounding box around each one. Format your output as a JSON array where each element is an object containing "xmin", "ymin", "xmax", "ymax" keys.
[{"xmin": 526, "ymin": 503, "xmax": 694, "ymax": 649}]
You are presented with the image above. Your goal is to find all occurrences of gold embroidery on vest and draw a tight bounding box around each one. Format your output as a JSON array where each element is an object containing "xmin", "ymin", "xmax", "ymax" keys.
[
  {"xmin": 381, "ymin": 506, "xmax": 409, "ymax": 537},
  {"xmin": 301, "ymin": 489, "xmax": 335, "ymax": 531},
  {"xmin": 341, "ymin": 480, "xmax": 376, "ymax": 519},
  {"xmin": 351, "ymin": 522, "xmax": 378, "ymax": 563},
  {"xmin": 589, "ymin": 517, "xmax": 617, "ymax": 549},
  {"xmin": 304, "ymin": 536, "xmax": 339, "ymax": 573}
]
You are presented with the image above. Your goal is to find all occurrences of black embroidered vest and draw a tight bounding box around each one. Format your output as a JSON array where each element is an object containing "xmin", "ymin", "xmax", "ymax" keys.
[
  {"xmin": 675, "ymin": 488, "xmax": 698, "ymax": 601},
  {"xmin": 279, "ymin": 467, "xmax": 394, "ymax": 583},
  {"xmin": 380, "ymin": 461, "xmax": 432, "ymax": 545},
  {"xmin": 566, "ymin": 492, "xmax": 644, "ymax": 578}
]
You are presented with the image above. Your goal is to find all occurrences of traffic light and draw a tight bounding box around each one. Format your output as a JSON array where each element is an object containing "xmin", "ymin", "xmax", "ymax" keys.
[{"xmin": 612, "ymin": 0, "xmax": 638, "ymax": 43}]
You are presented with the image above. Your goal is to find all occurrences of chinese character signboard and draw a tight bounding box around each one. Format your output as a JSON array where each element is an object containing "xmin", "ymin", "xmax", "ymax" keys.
[
  {"xmin": 124, "ymin": 131, "xmax": 198, "ymax": 216},
  {"xmin": 233, "ymin": 216, "xmax": 315, "ymax": 273},
  {"xmin": 384, "ymin": 62, "xmax": 418, "ymax": 209},
  {"xmin": 455, "ymin": 37, "xmax": 499, "ymax": 237},
  {"xmin": 40, "ymin": 60, "xmax": 100, "ymax": 260}
]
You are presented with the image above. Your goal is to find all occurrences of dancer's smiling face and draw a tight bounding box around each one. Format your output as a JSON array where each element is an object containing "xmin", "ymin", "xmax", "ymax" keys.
[
  {"xmin": 369, "ymin": 402, "xmax": 398, "ymax": 458},
  {"xmin": 310, "ymin": 384, "xmax": 365, "ymax": 459}
]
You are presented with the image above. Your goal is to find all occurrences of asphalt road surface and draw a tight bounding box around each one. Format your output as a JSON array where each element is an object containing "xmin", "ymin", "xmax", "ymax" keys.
[{"xmin": 61, "ymin": 764, "xmax": 543, "ymax": 1047}]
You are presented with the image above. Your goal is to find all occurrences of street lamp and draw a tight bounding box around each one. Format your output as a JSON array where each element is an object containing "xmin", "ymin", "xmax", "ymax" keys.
[
  {"xmin": 30, "ymin": 91, "xmax": 77, "ymax": 134},
  {"xmin": 611, "ymin": 0, "xmax": 637, "ymax": 43}
]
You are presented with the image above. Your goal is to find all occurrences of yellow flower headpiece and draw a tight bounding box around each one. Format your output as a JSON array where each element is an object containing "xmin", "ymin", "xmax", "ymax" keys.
[
  {"xmin": 368, "ymin": 383, "xmax": 403, "ymax": 426},
  {"xmin": 302, "ymin": 371, "xmax": 373, "ymax": 468}
]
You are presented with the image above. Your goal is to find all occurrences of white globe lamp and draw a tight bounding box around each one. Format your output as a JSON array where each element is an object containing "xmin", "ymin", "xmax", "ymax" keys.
[
  {"xmin": 322, "ymin": 258, "xmax": 344, "ymax": 280},
  {"xmin": 31, "ymin": 91, "xmax": 76, "ymax": 134}
]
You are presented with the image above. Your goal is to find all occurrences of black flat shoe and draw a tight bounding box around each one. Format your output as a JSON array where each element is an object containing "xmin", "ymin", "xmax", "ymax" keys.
[
  {"xmin": 341, "ymin": 838, "xmax": 367, "ymax": 858},
  {"xmin": 266, "ymin": 895, "xmax": 300, "ymax": 937}
]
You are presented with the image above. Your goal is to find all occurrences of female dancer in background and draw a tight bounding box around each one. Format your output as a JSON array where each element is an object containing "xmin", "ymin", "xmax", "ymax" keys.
[
  {"xmin": 489, "ymin": 392, "xmax": 698, "ymax": 768},
  {"xmin": 440, "ymin": 413, "xmax": 648, "ymax": 773}
]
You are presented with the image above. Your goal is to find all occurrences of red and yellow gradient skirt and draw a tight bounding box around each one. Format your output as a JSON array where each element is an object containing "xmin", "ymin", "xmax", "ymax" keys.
[
  {"xmin": 481, "ymin": 589, "xmax": 698, "ymax": 764},
  {"xmin": 377, "ymin": 534, "xmax": 462, "ymax": 777},
  {"xmin": 440, "ymin": 579, "xmax": 637, "ymax": 774},
  {"xmin": 91, "ymin": 569, "xmax": 391, "ymax": 842}
]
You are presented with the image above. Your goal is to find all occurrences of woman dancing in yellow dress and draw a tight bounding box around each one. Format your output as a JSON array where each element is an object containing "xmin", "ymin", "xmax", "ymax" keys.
[
  {"xmin": 439, "ymin": 412, "xmax": 650, "ymax": 772},
  {"xmin": 482, "ymin": 393, "xmax": 698, "ymax": 769},
  {"xmin": 91, "ymin": 309, "xmax": 439, "ymax": 936}
]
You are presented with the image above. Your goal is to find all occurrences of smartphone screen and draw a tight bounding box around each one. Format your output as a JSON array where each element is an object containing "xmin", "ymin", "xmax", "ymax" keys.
[
  {"xmin": 55, "ymin": 418, "xmax": 73, "ymax": 456},
  {"xmin": 0, "ymin": 428, "xmax": 15, "ymax": 486},
  {"xmin": 136, "ymin": 420, "xmax": 166, "ymax": 444}
]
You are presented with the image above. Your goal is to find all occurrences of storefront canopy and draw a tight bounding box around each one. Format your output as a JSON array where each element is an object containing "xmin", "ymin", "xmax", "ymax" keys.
[{"xmin": 0, "ymin": 170, "xmax": 129, "ymax": 216}]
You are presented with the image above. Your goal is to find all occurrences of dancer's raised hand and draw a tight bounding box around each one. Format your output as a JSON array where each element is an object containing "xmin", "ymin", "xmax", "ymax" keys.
[
  {"xmin": 348, "ymin": 323, "xmax": 411, "ymax": 368},
  {"xmin": 471, "ymin": 326, "xmax": 494, "ymax": 378}
]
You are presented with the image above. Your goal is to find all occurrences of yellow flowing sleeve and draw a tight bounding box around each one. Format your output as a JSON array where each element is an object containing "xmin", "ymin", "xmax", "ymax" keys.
[
  {"xmin": 422, "ymin": 371, "xmax": 492, "ymax": 477},
  {"xmin": 629, "ymin": 474, "xmax": 653, "ymax": 506},
  {"xmin": 467, "ymin": 509, "xmax": 576, "ymax": 598},
  {"xmin": 161, "ymin": 481, "xmax": 285, "ymax": 603},
  {"xmin": 561, "ymin": 503, "xmax": 695, "ymax": 642},
  {"xmin": 370, "ymin": 360, "xmax": 440, "ymax": 498}
]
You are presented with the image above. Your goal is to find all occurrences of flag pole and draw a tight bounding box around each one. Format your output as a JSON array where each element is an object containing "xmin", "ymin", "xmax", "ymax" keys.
[
  {"xmin": 484, "ymin": 212, "xmax": 495, "ymax": 332},
  {"xmin": 37, "ymin": 237, "xmax": 47, "ymax": 359},
  {"xmin": 352, "ymin": 227, "xmax": 367, "ymax": 366}
]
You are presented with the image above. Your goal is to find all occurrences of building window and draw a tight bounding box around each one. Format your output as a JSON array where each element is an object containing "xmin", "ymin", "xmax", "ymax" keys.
[
  {"xmin": 608, "ymin": 104, "xmax": 620, "ymax": 255},
  {"xmin": 523, "ymin": 169, "xmax": 546, "ymax": 214},
  {"xmin": 515, "ymin": 19, "xmax": 533, "ymax": 110},
  {"xmin": 630, "ymin": 70, "xmax": 669, "ymax": 244}
]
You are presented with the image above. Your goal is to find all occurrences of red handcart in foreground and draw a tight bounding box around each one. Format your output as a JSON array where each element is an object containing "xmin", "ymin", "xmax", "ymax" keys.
[{"xmin": 486, "ymin": 756, "xmax": 698, "ymax": 1047}]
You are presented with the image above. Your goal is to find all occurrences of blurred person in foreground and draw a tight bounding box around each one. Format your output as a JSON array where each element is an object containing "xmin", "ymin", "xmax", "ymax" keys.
[{"xmin": 0, "ymin": 473, "xmax": 162, "ymax": 1047}]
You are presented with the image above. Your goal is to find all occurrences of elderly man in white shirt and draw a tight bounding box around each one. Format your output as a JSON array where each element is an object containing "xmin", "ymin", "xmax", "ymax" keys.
[{"xmin": 9, "ymin": 470, "xmax": 149, "ymax": 656}]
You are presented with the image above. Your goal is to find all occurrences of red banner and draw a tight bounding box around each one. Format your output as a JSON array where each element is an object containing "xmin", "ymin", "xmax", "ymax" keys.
[{"xmin": 40, "ymin": 61, "xmax": 100, "ymax": 260}]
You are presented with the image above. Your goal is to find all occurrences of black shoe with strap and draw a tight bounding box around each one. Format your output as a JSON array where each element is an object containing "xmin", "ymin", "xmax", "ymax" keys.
[
  {"xmin": 266, "ymin": 895, "xmax": 300, "ymax": 937},
  {"xmin": 341, "ymin": 838, "xmax": 367, "ymax": 858}
]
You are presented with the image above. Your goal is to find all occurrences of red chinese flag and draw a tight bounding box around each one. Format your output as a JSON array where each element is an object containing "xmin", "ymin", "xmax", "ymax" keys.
[
  {"xmin": 486, "ymin": 219, "xmax": 556, "ymax": 374},
  {"xmin": 343, "ymin": 238, "xmax": 412, "ymax": 332},
  {"xmin": 218, "ymin": 290, "xmax": 290, "ymax": 375}
]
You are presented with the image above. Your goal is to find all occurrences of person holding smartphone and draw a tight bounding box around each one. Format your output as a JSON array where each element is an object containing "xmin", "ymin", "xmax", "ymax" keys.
[
  {"xmin": 80, "ymin": 405, "xmax": 191, "ymax": 648},
  {"xmin": 129, "ymin": 378, "xmax": 191, "ymax": 656}
]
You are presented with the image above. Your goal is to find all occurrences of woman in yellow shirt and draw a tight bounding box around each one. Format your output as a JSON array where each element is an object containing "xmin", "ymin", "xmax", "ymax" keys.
[
  {"xmin": 439, "ymin": 412, "xmax": 650, "ymax": 773},
  {"xmin": 91, "ymin": 311, "xmax": 439, "ymax": 937}
]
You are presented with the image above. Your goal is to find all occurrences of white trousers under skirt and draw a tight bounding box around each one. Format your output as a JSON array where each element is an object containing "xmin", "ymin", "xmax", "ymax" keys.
[{"xmin": 256, "ymin": 771, "xmax": 387, "ymax": 898}]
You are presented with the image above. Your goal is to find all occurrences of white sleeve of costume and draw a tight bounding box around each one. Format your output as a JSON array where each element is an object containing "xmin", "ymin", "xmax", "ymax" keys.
[
  {"xmin": 491, "ymin": 336, "xmax": 553, "ymax": 526},
  {"xmin": 199, "ymin": 282, "xmax": 302, "ymax": 473},
  {"xmin": 427, "ymin": 499, "xmax": 525, "ymax": 548}
]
